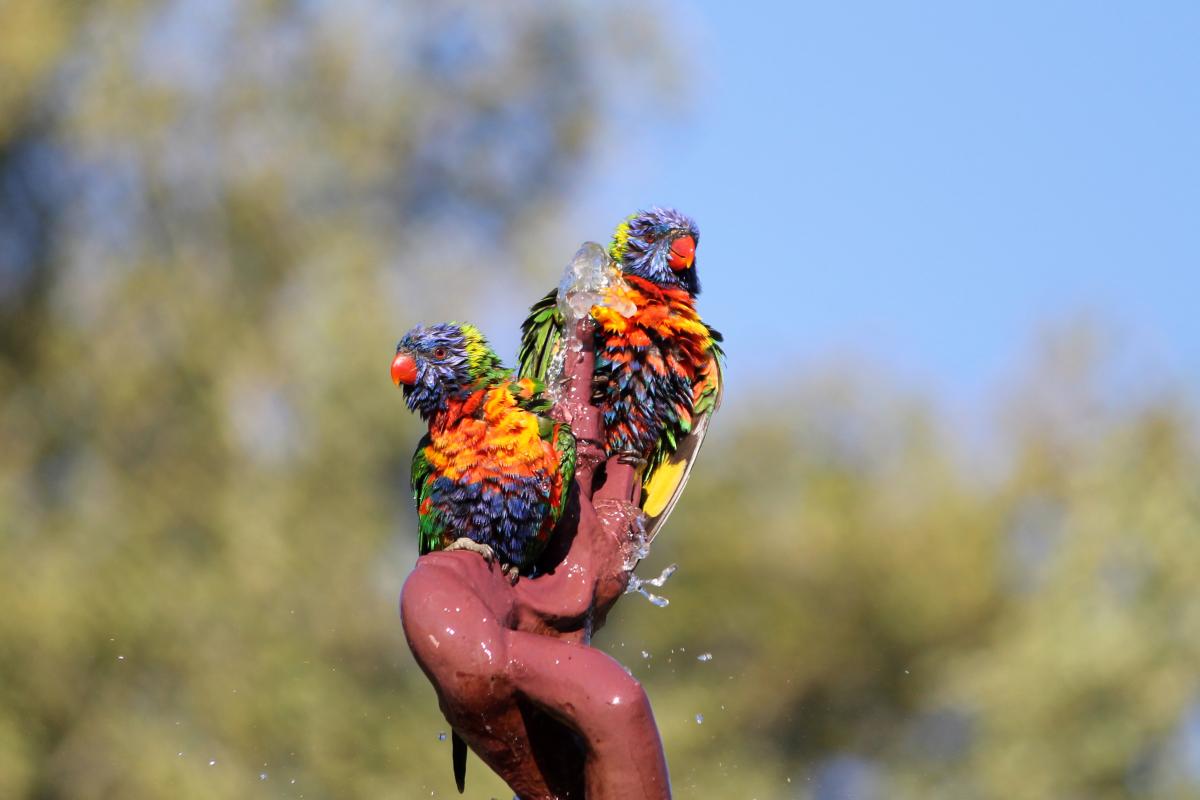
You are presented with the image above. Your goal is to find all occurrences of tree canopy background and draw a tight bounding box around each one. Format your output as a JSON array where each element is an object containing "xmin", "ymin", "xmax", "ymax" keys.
[{"xmin": 1, "ymin": 2, "xmax": 1197, "ymax": 798}]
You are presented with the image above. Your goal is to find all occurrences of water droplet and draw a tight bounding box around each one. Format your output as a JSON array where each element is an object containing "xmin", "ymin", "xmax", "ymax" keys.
[
  {"xmin": 641, "ymin": 650, "xmax": 651, "ymax": 659},
  {"xmin": 259, "ymin": 772, "xmax": 268, "ymax": 781},
  {"xmin": 697, "ymin": 653, "xmax": 713, "ymax": 662},
  {"xmin": 625, "ymin": 563, "xmax": 678, "ymax": 607},
  {"xmin": 290, "ymin": 779, "xmax": 296, "ymax": 784},
  {"xmin": 437, "ymin": 732, "xmax": 447, "ymax": 742},
  {"xmin": 695, "ymin": 713, "xmax": 704, "ymax": 725},
  {"xmin": 116, "ymin": 655, "xmax": 125, "ymax": 661},
  {"xmin": 208, "ymin": 759, "xmax": 216, "ymax": 766}
]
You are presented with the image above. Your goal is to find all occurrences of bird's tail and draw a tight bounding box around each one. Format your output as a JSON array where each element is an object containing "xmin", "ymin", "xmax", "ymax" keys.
[{"xmin": 452, "ymin": 731, "xmax": 467, "ymax": 793}]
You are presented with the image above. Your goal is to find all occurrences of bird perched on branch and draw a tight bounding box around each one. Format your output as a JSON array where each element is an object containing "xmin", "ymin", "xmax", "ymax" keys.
[
  {"xmin": 392, "ymin": 322, "xmax": 576, "ymax": 578},
  {"xmin": 392, "ymin": 322, "xmax": 576, "ymax": 793},
  {"xmin": 519, "ymin": 207, "xmax": 723, "ymax": 540}
]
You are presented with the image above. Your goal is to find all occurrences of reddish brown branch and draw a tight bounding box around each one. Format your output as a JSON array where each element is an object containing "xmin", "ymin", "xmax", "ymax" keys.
[{"xmin": 400, "ymin": 319, "xmax": 670, "ymax": 799}]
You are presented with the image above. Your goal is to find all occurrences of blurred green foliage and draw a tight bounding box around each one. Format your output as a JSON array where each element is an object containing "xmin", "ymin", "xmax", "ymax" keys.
[
  {"xmin": 1, "ymin": 2, "xmax": 1198, "ymax": 799},
  {"xmin": 621, "ymin": 332, "xmax": 1200, "ymax": 799}
]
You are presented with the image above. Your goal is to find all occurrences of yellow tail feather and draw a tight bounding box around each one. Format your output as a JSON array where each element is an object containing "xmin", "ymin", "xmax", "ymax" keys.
[{"xmin": 642, "ymin": 457, "xmax": 688, "ymax": 518}]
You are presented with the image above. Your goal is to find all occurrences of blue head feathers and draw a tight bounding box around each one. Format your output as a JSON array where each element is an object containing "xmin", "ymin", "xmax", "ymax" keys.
[
  {"xmin": 609, "ymin": 207, "xmax": 702, "ymax": 296},
  {"xmin": 391, "ymin": 322, "xmax": 503, "ymax": 419}
]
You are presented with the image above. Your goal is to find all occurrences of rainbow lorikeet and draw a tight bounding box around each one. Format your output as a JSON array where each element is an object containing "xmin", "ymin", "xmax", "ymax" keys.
[
  {"xmin": 518, "ymin": 208, "xmax": 723, "ymax": 540},
  {"xmin": 391, "ymin": 322, "xmax": 576, "ymax": 577},
  {"xmin": 391, "ymin": 322, "xmax": 576, "ymax": 794}
]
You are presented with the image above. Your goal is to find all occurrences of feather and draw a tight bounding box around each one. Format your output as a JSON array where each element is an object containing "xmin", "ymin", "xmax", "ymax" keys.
[
  {"xmin": 514, "ymin": 208, "xmax": 723, "ymax": 546},
  {"xmin": 452, "ymin": 732, "xmax": 467, "ymax": 793},
  {"xmin": 402, "ymin": 322, "xmax": 576, "ymax": 570}
]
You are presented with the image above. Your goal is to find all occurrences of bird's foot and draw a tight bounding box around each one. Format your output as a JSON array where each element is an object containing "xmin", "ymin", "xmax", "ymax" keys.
[
  {"xmin": 501, "ymin": 564, "xmax": 521, "ymax": 585},
  {"xmin": 445, "ymin": 538, "xmax": 496, "ymax": 564},
  {"xmin": 617, "ymin": 451, "xmax": 647, "ymax": 476}
]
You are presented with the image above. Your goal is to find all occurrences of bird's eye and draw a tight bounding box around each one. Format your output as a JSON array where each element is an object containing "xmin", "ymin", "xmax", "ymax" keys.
[{"xmin": 432, "ymin": 347, "xmax": 448, "ymax": 359}]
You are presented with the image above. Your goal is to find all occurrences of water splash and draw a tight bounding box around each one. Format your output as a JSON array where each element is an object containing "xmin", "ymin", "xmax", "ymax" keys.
[
  {"xmin": 623, "ymin": 522, "xmax": 651, "ymax": 572},
  {"xmin": 543, "ymin": 343, "xmax": 567, "ymax": 407},
  {"xmin": 695, "ymin": 713, "xmax": 704, "ymax": 725},
  {"xmin": 557, "ymin": 242, "xmax": 635, "ymax": 321},
  {"xmin": 697, "ymin": 652, "xmax": 713, "ymax": 662},
  {"xmin": 546, "ymin": 242, "xmax": 634, "ymax": 408},
  {"xmin": 625, "ymin": 563, "xmax": 677, "ymax": 607}
]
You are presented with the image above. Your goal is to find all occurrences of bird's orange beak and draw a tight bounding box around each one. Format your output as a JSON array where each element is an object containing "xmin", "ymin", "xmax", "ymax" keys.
[
  {"xmin": 667, "ymin": 235, "xmax": 695, "ymax": 271},
  {"xmin": 391, "ymin": 352, "xmax": 417, "ymax": 386}
]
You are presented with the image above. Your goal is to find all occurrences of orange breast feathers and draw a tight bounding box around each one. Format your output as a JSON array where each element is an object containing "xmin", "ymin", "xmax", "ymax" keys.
[
  {"xmin": 424, "ymin": 386, "xmax": 556, "ymax": 484},
  {"xmin": 590, "ymin": 275, "xmax": 714, "ymax": 366}
]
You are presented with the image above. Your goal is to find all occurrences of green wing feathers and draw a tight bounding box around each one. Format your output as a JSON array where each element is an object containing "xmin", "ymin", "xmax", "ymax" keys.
[
  {"xmin": 693, "ymin": 327, "xmax": 725, "ymax": 420},
  {"xmin": 517, "ymin": 288, "xmax": 562, "ymax": 385},
  {"xmin": 551, "ymin": 419, "xmax": 576, "ymax": 524},
  {"xmin": 410, "ymin": 435, "xmax": 445, "ymax": 556},
  {"xmin": 537, "ymin": 415, "xmax": 577, "ymax": 526},
  {"xmin": 517, "ymin": 289, "xmax": 576, "ymax": 527}
]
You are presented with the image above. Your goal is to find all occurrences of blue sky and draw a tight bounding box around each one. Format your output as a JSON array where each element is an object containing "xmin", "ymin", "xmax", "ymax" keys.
[{"xmin": 586, "ymin": 1, "xmax": 1200, "ymax": 405}]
